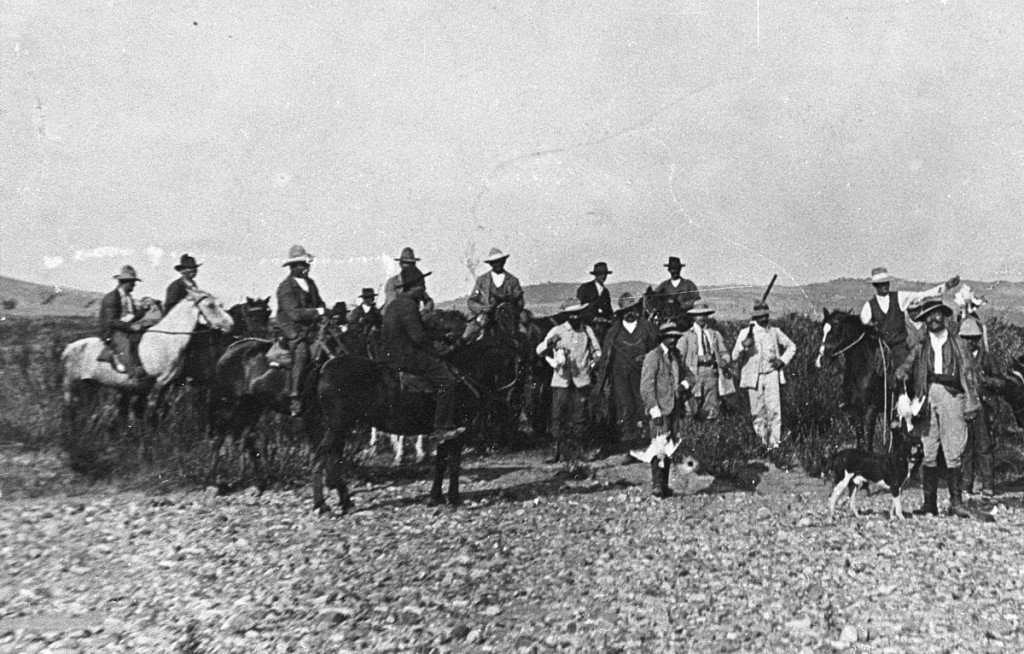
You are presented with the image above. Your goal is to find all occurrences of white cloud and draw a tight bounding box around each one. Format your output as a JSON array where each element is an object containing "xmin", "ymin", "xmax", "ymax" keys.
[
  {"xmin": 73, "ymin": 246, "xmax": 134, "ymax": 261},
  {"xmin": 42, "ymin": 255, "xmax": 64, "ymax": 269},
  {"xmin": 145, "ymin": 246, "xmax": 164, "ymax": 267}
]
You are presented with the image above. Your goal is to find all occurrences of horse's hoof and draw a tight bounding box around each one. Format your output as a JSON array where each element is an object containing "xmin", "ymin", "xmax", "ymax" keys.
[
  {"xmin": 427, "ymin": 495, "xmax": 445, "ymax": 507},
  {"xmin": 315, "ymin": 504, "xmax": 331, "ymax": 516},
  {"xmin": 447, "ymin": 495, "xmax": 463, "ymax": 507}
]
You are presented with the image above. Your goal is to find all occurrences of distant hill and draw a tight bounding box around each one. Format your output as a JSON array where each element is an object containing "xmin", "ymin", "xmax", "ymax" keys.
[
  {"xmin": 0, "ymin": 275, "xmax": 104, "ymax": 318},
  {"xmin": 4, "ymin": 272, "xmax": 1022, "ymax": 325},
  {"xmin": 440, "ymin": 278, "xmax": 1024, "ymax": 325}
]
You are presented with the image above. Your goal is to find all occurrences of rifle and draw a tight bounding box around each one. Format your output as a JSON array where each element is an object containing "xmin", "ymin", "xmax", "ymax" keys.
[{"xmin": 735, "ymin": 274, "xmax": 779, "ymax": 373}]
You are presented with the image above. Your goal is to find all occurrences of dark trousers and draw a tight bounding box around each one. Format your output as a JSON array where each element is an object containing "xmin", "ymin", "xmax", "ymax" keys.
[
  {"xmin": 551, "ymin": 385, "xmax": 590, "ymax": 463},
  {"xmin": 288, "ymin": 339, "xmax": 311, "ymax": 398},
  {"xmin": 610, "ymin": 366, "xmax": 643, "ymax": 449},
  {"xmin": 110, "ymin": 330, "xmax": 143, "ymax": 373},
  {"xmin": 963, "ymin": 401, "xmax": 994, "ymax": 492}
]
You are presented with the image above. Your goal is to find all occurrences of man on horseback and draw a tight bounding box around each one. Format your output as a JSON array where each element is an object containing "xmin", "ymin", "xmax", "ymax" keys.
[
  {"xmin": 382, "ymin": 247, "xmax": 434, "ymax": 316},
  {"xmin": 576, "ymin": 262, "xmax": 614, "ymax": 328},
  {"xmin": 98, "ymin": 265, "xmax": 149, "ymax": 378},
  {"xmin": 463, "ymin": 247, "xmax": 525, "ymax": 343},
  {"xmin": 859, "ymin": 266, "xmax": 960, "ymax": 382},
  {"xmin": 380, "ymin": 267, "xmax": 463, "ymax": 440},
  {"xmin": 164, "ymin": 254, "xmax": 201, "ymax": 313},
  {"xmin": 349, "ymin": 288, "xmax": 382, "ymax": 329},
  {"xmin": 276, "ymin": 245, "xmax": 329, "ymax": 417},
  {"xmin": 653, "ymin": 256, "xmax": 701, "ymax": 328}
]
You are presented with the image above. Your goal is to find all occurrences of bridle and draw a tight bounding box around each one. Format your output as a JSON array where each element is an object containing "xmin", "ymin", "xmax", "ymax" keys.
[{"xmin": 144, "ymin": 293, "xmax": 226, "ymax": 335}]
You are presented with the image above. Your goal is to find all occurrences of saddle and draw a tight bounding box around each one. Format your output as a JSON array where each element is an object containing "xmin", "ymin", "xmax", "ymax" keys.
[{"xmin": 266, "ymin": 340, "xmax": 293, "ymax": 368}]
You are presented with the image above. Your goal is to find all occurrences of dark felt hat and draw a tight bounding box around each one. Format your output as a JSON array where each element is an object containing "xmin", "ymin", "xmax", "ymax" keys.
[
  {"xmin": 590, "ymin": 262, "xmax": 612, "ymax": 276},
  {"xmin": 359, "ymin": 287, "xmax": 377, "ymax": 300},
  {"xmin": 658, "ymin": 321, "xmax": 685, "ymax": 338},
  {"xmin": 174, "ymin": 254, "xmax": 201, "ymax": 271},
  {"xmin": 751, "ymin": 302, "xmax": 770, "ymax": 319},
  {"xmin": 395, "ymin": 247, "xmax": 420, "ymax": 263},
  {"xmin": 909, "ymin": 297, "xmax": 953, "ymax": 321},
  {"xmin": 664, "ymin": 256, "xmax": 684, "ymax": 269},
  {"xmin": 114, "ymin": 265, "xmax": 141, "ymax": 282}
]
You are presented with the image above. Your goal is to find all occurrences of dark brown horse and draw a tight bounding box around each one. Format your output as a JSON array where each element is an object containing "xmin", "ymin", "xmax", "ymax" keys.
[
  {"xmin": 313, "ymin": 318, "xmax": 519, "ymax": 514},
  {"xmin": 206, "ymin": 313, "xmax": 349, "ymax": 486},
  {"xmin": 815, "ymin": 308, "xmax": 896, "ymax": 452}
]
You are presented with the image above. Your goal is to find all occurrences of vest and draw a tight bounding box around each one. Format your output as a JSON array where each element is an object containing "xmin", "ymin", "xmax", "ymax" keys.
[{"xmin": 870, "ymin": 292, "xmax": 908, "ymax": 349}]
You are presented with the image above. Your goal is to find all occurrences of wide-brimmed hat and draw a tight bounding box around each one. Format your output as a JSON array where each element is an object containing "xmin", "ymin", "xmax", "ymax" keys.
[
  {"xmin": 174, "ymin": 254, "xmax": 201, "ymax": 271},
  {"xmin": 909, "ymin": 297, "xmax": 953, "ymax": 321},
  {"xmin": 113, "ymin": 265, "xmax": 141, "ymax": 282},
  {"xmin": 870, "ymin": 267, "xmax": 892, "ymax": 284},
  {"xmin": 616, "ymin": 292, "xmax": 642, "ymax": 313},
  {"xmin": 658, "ymin": 321, "xmax": 685, "ymax": 338},
  {"xmin": 282, "ymin": 245, "xmax": 314, "ymax": 267},
  {"xmin": 359, "ymin": 287, "xmax": 377, "ymax": 300},
  {"xmin": 590, "ymin": 262, "xmax": 612, "ymax": 276},
  {"xmin": 560, "ymin": 298, "xmax": 588, "ymax": 313},
  {"xmin": 959, "ymin": 317, "xmax": 983, "ymax": 338},
  {"xmin": 397, "ymin": 267, "xmax": 432, "ymax": 290},
  {"xmin": 751, "ymin": 302, "xmax": 770, "ymax": 319},
  {"xmin": 483, "ymin": 247, "xmax": 510, "ymax": 264},
  {"xmin": 664, "ymin": 256, "xmax": 684, "ymax": 269},
  {"xmin": 395, "ymin": 247, "xmax": 420, "ymax": 263},
  {"xmin": 688, "ymin": 301, "xmax": 715, "ymax": 316}
]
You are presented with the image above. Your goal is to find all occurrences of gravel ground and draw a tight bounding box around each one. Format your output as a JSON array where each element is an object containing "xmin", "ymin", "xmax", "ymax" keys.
[{"xmin": 2, "ymin": 449, "xmax": 1024, "ymax": 653}]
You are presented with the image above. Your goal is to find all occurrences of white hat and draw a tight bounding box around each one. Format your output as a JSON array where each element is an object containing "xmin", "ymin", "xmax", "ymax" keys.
[
  {"xmin": 483, "ymin": 247, "xmax": 510, "ymax": 263},
  {"xmin": 870, "ymin": 267, "xmax": 892, "ymax": 284},
  {"xmin": 282, "ymin": 245, "xmax": 315, "ymax": 267}
]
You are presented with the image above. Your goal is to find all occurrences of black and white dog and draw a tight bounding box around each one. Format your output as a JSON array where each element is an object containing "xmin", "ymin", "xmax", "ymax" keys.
[{"xmin": 827, "ymin": 438, "xmax": 923, "ymax": 521}]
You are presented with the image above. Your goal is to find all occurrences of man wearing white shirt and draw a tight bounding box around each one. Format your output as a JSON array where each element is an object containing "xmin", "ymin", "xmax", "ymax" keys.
[
  {"xmin": 276, "ymin": 245, "xmax": 329, "ymax": 416},
  {"xmin": 859, "ymin": 267, "xmax": 960, "ymax": 380},
  {"xmin": 896, "ymin": 297, "xmax": 980, "ymax": 518}
]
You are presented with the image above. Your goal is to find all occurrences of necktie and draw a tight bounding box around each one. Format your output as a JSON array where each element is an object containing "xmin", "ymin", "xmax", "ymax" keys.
[{"xmin": 702, "ymin": 331, "xmax": 711, "ymax": 358}]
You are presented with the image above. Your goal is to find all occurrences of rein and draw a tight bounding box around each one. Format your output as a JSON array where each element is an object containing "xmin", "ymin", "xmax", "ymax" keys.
[{"xmin": 823, "ymin": 331, "xmax": 867, "ymax": 360}]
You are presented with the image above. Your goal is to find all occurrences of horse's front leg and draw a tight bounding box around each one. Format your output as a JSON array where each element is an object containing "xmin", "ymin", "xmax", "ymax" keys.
[
  {"xmin": 429, "ymin": 440, "xmax": 448, "ymax": 506},
  {"xmin": 448, "ymin": 437, "xmax": 464, "ymax": 506}
]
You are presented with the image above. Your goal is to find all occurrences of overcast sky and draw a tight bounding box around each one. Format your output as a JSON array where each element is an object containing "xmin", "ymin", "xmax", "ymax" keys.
[{"xmin": 2, "ymin": 0, "xmax": 1023, "ymax": 307}]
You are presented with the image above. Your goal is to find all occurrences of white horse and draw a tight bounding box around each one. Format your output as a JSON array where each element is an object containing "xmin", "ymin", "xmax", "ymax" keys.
[{"xmin": 61, "ymin": 288, "xmax": 234, "ymax": 426}]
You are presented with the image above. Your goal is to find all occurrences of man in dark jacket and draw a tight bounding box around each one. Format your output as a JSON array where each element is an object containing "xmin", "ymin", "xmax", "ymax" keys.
[
  {"xmin": 596, "ymin": 292, "xmax": 659, "ymax": 455},
  {"xmin": 164, "ymin": 254, "xmax": 201, "ymax": 313},
  {"xmin": 381, "ymin": 247, "xmax": 434, "ymax": 316},
  {"xmin": 896, "ymin": 297, "xmax": 981, "ymax": 518},
  {"xmin": 98, "ymin": 265, "xmax": 148, "ymax": 377},
  {"xmin": 276, "ymin": 245, "xmax": 328, "ymax": 416},
  {"xmin": 653, "ymin": 256, "xmax": 700, "ymax": 328},
  {"xmin": 576, "ymin": 262, "xmax": 614, "ymax": 328},
  {"xmin": 380, "ymin": 268, "xmax": 462, "ymax": 438}
]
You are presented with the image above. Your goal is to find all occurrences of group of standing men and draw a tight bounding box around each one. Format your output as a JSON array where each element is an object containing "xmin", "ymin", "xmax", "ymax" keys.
[{"xmin": 534, "ymin": 256, "xmax": 799, "ymax": 495}]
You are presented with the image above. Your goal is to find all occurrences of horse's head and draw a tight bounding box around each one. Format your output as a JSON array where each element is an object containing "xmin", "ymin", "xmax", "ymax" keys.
[
  {"xmin": 189, "ymin": 289, "xmax": 235, "ymax": 333},
  {"xmin": 489, "ymin": 301, "xmax": 520, "ymax": 341},
  {"xmin": 231, "ymin": 296, "xmax": 272, "ymax": 338},
  {"xmin": 816, "ymin": 308, "xmax": 864, "ymax": 368},
  {"xmin": 424, "ymin": 310, "xmax": 467, "ymax": 344}
]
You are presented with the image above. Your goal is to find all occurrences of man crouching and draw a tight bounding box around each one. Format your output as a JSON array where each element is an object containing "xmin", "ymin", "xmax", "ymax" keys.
[{"xmin": 638, "ymin": 322, "xmax": 695, "ymax": 498}]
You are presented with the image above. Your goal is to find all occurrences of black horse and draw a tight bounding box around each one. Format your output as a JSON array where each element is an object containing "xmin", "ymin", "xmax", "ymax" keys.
[
  {"xmin": 313, "ymin": 321, "xmax": 520, "ymax": 514},
  {"xmin": 206, "ymin": 313, "xmax": 349, "ymax": 486},
  {"xmin": 816, "ymin": 308, "xmax": 899, "ymax": 452},
  {"xmin": 176, "ymin": 297, "xmax": 273, "ymax": 387}
]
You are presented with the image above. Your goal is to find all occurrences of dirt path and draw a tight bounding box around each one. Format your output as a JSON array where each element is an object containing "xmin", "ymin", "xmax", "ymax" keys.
[{"xmin": 2, "ymin": 450, "xmax": 1024, "ymax": 653}]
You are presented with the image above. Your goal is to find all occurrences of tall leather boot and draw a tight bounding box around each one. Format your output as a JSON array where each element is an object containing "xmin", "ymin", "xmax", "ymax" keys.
[
  {"xmin": 650, "ymin": 460, "xmax": 664, "ymax": 498},
  {"xmin": 947, "ymin": 467, "xmax": 971, "ymax": 519},
  {"xmin": 660, "ymin": 458, "xmax": 674, "ymax": 498},
  {"xmin": 913, "ymin": 466, "xmax": 939, "ymax": 516}
]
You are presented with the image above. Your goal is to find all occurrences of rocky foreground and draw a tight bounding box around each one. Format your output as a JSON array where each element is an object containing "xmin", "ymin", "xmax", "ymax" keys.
[{"xmin": 2, "ymin": 452, "xmax": 1024, "ymax": 653}]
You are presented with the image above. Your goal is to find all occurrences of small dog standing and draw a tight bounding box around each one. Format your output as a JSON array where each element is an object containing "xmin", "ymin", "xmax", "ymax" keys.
[{"xmin": 827, "ymin": 439, "xmax": 923, "ymax": 521}]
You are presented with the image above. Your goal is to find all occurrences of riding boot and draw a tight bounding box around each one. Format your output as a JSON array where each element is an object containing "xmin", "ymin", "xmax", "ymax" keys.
[
  {"xmin": 912, "ymin": 466, "xmax": 939, "ymax": 516},
  {"xmin": 647, "ymin": 460, "xmax": 663, "ymax": 501},
  {"xmin": 544, "ymin": 443, "xmax": 561, "ymax": 465},
  {"xmin": 660, "ymin": 457, "xmax": 674, "ymax": 498},
  {"xmin": 288, "ymin": 341, "xmax": 310, "ymax": 417},
  {"xmin": 947, "ymin": 467, "xmax": 971, "ymax": 519},
  {"xmin": 448, "ymin": 449, "xmax": 462, "ymax": 506}
]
